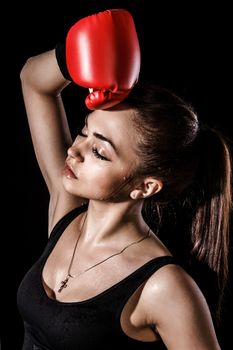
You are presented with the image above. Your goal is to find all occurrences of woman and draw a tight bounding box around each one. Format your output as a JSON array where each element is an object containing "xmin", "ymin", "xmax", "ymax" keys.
[{"xmin": 17, "ymin": 10, "xmax": 231, "ymax": 350}]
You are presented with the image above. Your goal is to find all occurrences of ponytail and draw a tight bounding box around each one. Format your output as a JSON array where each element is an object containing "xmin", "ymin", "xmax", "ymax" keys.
[
  {"xmin": 127, "ymin": 83, "xmax": 232, "ymax": 321},
  {"xmin": 190, "ymin": 127, "xmax": 232, "ymax": 318},
  {"xmin": 143, "ymin": 126, "xmax": 232, "ymax": 321}
]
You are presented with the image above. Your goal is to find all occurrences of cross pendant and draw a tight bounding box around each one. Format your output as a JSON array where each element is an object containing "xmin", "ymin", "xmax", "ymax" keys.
[{"xmin": 58, "ymin": 275, "xmax": 70, "ymax": 293}]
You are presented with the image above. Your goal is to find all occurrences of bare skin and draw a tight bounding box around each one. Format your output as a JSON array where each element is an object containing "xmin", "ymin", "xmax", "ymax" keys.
[{"xmin": 20, "ymin": 49, "xmax": 221, "ymax": 349}]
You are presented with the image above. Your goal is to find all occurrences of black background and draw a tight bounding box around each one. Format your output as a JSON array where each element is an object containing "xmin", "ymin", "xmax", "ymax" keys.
[{"xmin": 3, "ymin": 1, "xmax": 232, "ymax": 349}]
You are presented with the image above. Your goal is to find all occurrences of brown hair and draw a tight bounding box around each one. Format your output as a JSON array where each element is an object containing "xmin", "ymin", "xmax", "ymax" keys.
[{"xmin": 126, "ymin": 83, "xmax": 232, "ymax": 321}]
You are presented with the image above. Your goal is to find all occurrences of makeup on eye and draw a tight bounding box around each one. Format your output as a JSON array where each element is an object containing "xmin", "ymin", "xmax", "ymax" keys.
[
  {"xmin": 77, "ymin": 128, "xmax": 111, "ymax": 161},
  {"xmin": 92, "ymin": 146, "xmax": 109, "ymax": 161},
  {"xmin": 84, "ymin": 117, "xmax": 118, "ymax": 153}
]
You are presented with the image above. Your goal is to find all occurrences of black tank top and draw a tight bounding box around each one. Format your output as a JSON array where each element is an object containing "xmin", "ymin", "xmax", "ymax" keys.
[{"xmin": 17, "ymin": 205, "xmax": 176, "ymax": 350}]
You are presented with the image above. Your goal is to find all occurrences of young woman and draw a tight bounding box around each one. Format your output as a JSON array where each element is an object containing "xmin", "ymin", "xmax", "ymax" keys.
[{"xmin": 17, "ymin": 9, "xmax": 231, "ymax": 350}]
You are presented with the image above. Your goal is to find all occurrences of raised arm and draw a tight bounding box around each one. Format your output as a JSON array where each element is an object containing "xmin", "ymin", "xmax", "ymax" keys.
[
  {"xmin": 20, "ymin": 49, "xmax": 84, "ymax": 231},
  {"xmin": 20, "ymin": 9, "xmax": 141, "ymax": 232},
  {"xmin": 20, "ymin": 49, "xmax": 70, "ymax": 192}
]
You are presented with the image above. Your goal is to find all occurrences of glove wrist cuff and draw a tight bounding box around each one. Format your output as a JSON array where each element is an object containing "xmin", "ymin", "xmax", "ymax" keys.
[{"xmin": 55, "ymin": 42, "xmax": 72, "ymax": 81}]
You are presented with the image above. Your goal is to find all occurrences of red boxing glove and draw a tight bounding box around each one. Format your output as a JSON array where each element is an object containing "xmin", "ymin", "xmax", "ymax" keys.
[{"xmin": 66, "ymin": 9, "xmax": 141, "ymax": 110}]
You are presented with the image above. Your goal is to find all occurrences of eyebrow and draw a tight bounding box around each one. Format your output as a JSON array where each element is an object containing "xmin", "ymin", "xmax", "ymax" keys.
[
  {"xmin": 93, "ymin": 132, "xmax": 117, "ymax": 152},
  {"xmin": 85, "ymin": 115, "xmax": 118, "ymax": 152}
]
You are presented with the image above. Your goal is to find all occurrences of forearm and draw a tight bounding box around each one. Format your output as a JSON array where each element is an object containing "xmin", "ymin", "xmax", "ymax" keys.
[
  {"xmin": 20, "ymin": 49, "xmax": 70, "ymax": 95},
  {"xmin": 20, "ymin": 49, "xmax": 73, "ymax": 194}
]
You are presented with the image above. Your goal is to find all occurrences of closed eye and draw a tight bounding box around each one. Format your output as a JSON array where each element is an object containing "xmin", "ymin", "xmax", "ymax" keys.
[
  {"xmin": 92, "ymin": 147, "xmax": 109, "ymax": 161},
  {"xmin": 77, "ymin": 129, "xmax": 109, "ymax": 161}
]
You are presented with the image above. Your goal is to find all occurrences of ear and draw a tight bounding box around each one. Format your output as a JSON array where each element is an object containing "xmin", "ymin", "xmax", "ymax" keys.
[{"xmin": 130, "ymin": 177, "xmax": 163, "ymax": 200}]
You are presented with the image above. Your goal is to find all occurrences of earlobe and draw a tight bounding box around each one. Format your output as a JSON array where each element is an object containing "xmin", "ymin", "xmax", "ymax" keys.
[
  {"xmin": 130, "ymin": 192, "xmax": 136, "ymax": 200},
  {"xmin": 130, "ymin": 190, "xmax": 143, "ymax": 200}
]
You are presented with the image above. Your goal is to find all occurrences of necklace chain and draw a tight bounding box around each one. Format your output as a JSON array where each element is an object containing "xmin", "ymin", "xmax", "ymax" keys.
[{"xmin": 58, "ymin": 212, "xmax": 151, "ymax": 293}]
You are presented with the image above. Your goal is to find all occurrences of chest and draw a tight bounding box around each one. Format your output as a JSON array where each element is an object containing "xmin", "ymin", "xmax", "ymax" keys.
[
  {"xmin": 42, "ymin": 224, "xmax": 149, "ymax": 303},
  {"xmin": 18, "ymin": 248, "xmax": 163, "ymax": 348}
]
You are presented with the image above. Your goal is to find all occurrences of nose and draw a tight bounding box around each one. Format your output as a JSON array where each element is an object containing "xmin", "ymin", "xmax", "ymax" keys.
[{"xmin": 67, "ymin": 143, "xmax": 84, "ymax": 162}]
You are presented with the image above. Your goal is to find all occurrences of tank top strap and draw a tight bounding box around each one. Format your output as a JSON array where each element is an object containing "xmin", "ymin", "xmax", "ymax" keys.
[
  {"xmin": 101, "ymin": 256, "xmax": 178, "ymax": 309},
  {"xmin": 38, "ymin": 204, "xmax": 87, "ymax": 261},
  {"xmin": 125, "ymin": 255, "xmax": 177, "ymax": 290},
  {"xmin": 47, "ymin": 204, "xmax": 88, "ymax": 247}
]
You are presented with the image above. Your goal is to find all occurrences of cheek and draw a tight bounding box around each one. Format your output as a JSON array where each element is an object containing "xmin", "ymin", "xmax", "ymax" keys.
[
  {"xmin": 83, "ymin": 163, "xmax": 130, "ymax": 201},
  {"xmin": 86, "ymin": 166, "xmax": 121, "ymax": 191}
]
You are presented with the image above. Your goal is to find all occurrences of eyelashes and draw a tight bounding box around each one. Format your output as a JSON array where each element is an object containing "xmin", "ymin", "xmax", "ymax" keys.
[
  {"xmin": 92, "ymin": 147, "xmax": 108, "ymax": 161},
  {"xmin": 77, "ymin": 129, "xmax": 109, "ymax": 161}
]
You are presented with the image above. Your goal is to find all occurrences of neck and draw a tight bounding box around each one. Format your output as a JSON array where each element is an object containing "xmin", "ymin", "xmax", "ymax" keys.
[{"xmin": 82, "ymin": 199, "xmax": 146, "ymax": 244}]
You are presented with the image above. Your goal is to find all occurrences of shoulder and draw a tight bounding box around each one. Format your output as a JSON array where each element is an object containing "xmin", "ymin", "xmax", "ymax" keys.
[
  {"xmin": 138, "ymin": 262, "xmax": 220, "ymax": 349},
  {"xmin": 142, "ymin": 262, "xmax": 212, "ymax": 321},
  {"xmin": 143, "ymin": 263, "xmax": 205, "ymax": 310}
]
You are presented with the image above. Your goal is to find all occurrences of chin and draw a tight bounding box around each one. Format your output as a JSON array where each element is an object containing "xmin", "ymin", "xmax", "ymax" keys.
[{"xmin": 62, "ymin": 178, "xmax": 80, "ymax": 194}]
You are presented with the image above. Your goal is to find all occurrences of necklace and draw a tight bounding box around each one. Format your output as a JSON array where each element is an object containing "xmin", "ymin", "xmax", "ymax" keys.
[{"xmin": 58, "ymin": 212, "xmax": 151, "ymax": 293}]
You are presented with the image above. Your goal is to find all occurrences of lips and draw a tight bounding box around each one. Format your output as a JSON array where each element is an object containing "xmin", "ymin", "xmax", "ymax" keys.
[{"xmin": 63, "ymin": 163, "xmax": 78, "ymax": 179}]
